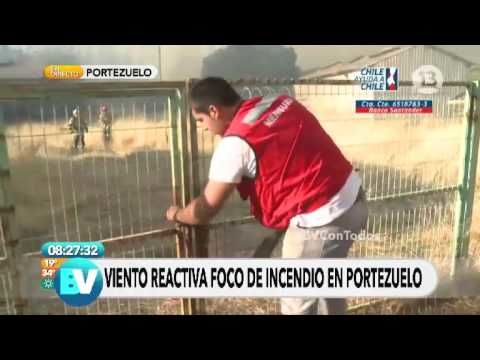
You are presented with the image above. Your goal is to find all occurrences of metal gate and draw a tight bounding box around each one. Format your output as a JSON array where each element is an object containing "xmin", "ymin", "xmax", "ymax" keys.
[
  {"xmin": 0, "ymin": 78, "xmax": 478, "ymax": 315},
  {"xmin": 0, "ymin": 80, "xmax": 191, "ymax": 314}
]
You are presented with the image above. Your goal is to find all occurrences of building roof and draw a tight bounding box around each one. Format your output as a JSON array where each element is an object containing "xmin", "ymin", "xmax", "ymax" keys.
[{"xmin": 301, "ymin": 45, "xmax": 476, "ymax": 79}]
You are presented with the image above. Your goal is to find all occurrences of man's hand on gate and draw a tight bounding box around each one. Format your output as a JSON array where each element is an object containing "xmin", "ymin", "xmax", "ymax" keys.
[
  {"xmin": 164, "ymin": 181, "xmax": 236, "ymax": 226},
  {"xmin": 166, "ymin": 205, "xmax": 181, "ymax": 222}
]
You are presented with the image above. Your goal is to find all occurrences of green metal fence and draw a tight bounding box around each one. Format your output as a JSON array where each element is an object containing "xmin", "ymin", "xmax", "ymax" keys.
[
  {"xmin": 197, "ymin": 79, "xmax": 480, "ymax": 313},
  {"xmin": 0, "ymin": 78, "xmax": 478, "ymax": 315}
]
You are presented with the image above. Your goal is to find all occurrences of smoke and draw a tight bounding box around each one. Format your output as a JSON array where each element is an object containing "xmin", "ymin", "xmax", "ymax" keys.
[
  {"xmin": 17, "ymin": 45, "xmax": 132, "ymax": 67},
  {"xmin": 201, "ymin": 45, "xmax": 301, "ymax": 79}
]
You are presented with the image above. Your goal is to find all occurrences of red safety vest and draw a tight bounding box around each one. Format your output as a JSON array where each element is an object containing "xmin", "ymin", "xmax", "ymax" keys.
[{"xmin": 224, "ymin": 95, "xmax": 353, "ymax": 230}]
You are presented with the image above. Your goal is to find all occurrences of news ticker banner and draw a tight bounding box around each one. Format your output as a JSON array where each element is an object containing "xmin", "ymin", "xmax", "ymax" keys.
[
  {"xmin": 38, "ymin": 243, "xmax": 439, "ymax": 307},
  {"xmin": 43, "ymin": 65, "xmax": 158, "ymax": 80}
]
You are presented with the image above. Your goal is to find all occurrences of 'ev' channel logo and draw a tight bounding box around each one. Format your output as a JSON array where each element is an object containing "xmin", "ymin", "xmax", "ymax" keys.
[{"xmin": 54, "ymin": 258, "xmax": 103, "ymax": 307}]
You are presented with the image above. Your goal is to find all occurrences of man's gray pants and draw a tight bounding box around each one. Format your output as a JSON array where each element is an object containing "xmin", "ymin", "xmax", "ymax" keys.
[{"xmin": 280, "ymin": 188, "xmax": 368, "ymax": 315}]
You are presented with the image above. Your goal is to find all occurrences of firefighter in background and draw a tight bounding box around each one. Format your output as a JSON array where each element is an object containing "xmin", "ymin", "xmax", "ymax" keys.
[
  {"xmin": 67, "ymin": 106, "xmax": 88, "ymax": 151},
  {"xmin": 98, "ymin": 104, "xmax": 113, "ymax": 145}
]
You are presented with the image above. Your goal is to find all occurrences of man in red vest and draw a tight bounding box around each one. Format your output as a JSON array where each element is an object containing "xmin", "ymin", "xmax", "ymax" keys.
[{"xmin": 166, "ymin": 77, "xmax": 368, "ymax": 315}]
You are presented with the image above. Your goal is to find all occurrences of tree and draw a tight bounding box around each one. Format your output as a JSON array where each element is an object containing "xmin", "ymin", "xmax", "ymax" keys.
[
  {"xmin": 201, "ymin": 45, "xmax": 301, "ymax": 79},
  {"xmin": 32, "ymin": 45, "xmax": 81, "ymax": 65},
  {"xmin": 0, "ymin": 45, "xmax": 17, "ymax": 65}
]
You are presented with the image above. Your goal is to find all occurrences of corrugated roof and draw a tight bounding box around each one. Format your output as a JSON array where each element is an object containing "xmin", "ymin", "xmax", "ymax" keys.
[
  {"xmin": 301, "ymin": 45, "xmax": 475, "ymax": 79},
  {"xmin": 301, "ymin": 46, "xmax": 410, "ymax": 78},
  {"xmin": 426, "ymin": 45, "xmax": 476, "ymax": 66}
]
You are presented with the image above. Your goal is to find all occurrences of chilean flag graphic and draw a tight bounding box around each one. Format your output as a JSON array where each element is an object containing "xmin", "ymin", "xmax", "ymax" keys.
[{"xmin": 386, "ymin": 68, "xmax": 398, "ymax": 91}]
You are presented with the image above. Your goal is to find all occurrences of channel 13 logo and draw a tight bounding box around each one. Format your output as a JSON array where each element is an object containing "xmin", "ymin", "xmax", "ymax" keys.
[{"xmin": 54, "ymin": 258, "xmax": 103, "ymax": 307}]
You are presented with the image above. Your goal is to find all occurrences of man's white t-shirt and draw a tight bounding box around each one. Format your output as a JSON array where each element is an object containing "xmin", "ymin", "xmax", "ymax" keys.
[{"xmin": 209, "ymin": 136, "xmax": 362, "ymax": 228}]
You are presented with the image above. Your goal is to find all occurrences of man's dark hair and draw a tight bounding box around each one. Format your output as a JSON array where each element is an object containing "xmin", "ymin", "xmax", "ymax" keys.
[{"xmin": 190, "ymin": 77, "xmax": 242, "ymax": 114}]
